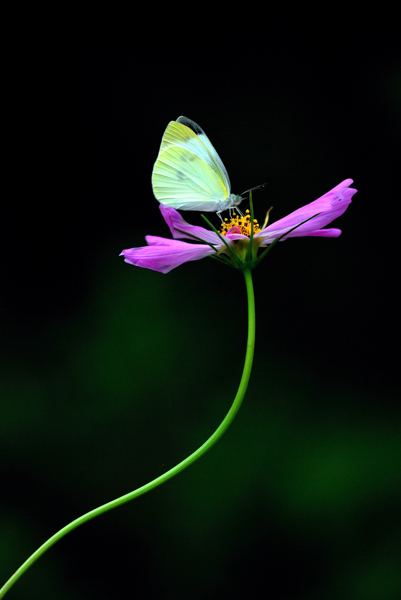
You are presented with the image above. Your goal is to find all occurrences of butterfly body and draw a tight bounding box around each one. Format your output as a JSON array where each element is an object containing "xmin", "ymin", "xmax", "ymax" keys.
[{"xmin": 151, "ymin": 116, "xmax": 243, "ymax": 214}]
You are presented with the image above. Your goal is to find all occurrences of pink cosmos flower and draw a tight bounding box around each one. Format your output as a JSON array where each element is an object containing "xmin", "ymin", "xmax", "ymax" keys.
[{"xmin": 120, "ymin": 179, "xmax": 357, "ymax": 274}]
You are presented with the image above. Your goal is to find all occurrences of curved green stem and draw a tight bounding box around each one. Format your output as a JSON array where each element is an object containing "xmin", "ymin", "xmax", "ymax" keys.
[{"xmin": 0, "ymin": 268, "xmax": 256, "ymax": 598}]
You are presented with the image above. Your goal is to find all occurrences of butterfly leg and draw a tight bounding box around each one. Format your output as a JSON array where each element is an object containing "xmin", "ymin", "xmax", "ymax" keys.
[{"xmin": 229, "ymin": 207, "xmax": 244, "ymax": 218}]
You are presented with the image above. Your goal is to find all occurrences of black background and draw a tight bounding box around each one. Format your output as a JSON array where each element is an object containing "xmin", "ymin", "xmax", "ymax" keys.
[{"xmin": 1, "ymin": 21, "xmax": 401, "ymax": 600}]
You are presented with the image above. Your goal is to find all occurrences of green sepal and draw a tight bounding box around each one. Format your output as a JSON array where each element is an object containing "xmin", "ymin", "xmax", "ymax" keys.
[
  {"xmin": 245, "ymin": 190, "xmax": 255, "ymax": 264},
  {"xmin": 200, "ymin": 214, "xmax": 243, "ymax": 268}
]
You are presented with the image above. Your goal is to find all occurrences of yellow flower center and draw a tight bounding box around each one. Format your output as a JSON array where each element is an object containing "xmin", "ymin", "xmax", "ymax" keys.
[{"xmin": 220, "ymin": 210, "xmax": 261, "ymax": 237}]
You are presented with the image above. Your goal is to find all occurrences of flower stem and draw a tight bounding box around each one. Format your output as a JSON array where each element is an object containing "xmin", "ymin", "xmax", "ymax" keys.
[{"xmin": 0, "ymin": 268, "xmax": 256, "ymax": 598}]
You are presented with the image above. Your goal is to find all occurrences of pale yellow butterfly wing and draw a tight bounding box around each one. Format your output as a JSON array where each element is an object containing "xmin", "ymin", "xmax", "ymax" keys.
[{"xmin": 152, "ymin": 119, "xmax": 231, "ymax": 212}]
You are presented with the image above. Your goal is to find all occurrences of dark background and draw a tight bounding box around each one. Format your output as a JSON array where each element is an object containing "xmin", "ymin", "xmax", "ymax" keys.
[{"xmin": 1, "ymin": 22, "xmax": 400, "ymax": 599}]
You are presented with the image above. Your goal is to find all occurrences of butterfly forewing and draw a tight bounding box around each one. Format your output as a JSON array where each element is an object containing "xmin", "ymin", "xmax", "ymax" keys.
[
  {"xmin": 176, "ymin": 116, "xmax": 231, "ymax": 189},
  {"xmin": 158, "ymin": 121, "xmax": 230, "ymax": 188}
]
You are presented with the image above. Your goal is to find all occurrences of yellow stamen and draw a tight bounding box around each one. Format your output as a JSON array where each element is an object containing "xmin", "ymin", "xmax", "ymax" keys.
[{"xmin": 220, "ymin": 209, "xmax": 262, "ymax": 237}]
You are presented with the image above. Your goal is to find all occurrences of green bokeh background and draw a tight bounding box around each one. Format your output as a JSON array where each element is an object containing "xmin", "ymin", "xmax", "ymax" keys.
[{"xmin": 2, "ymin": 24, "xmax": 400, "ymax": 599}]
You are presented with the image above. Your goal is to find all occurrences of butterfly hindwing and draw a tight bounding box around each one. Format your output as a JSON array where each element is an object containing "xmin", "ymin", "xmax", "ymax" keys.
[{"xmin": 153, "ymin": 151, "xmax": 228, "ymax": 210}]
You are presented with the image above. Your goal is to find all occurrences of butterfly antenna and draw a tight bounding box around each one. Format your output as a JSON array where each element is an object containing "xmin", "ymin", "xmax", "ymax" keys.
[{"xmin": 240, "ymin": 182, "xmax": 267, "ymax": 196}]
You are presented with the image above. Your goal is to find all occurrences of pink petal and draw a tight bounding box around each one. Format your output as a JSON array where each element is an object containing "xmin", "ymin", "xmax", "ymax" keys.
[
  {"xmin": 160, "ymin": 205, "xmax": 221, "ymax": 245},
  {"xmin": 120, "ymin": 236, "xmax": 215, "ymax": 274},
  {"xmin": 256, "ymin": 179, "xmax": 356, "ymax": 244},
  {"xmin": 161, "ymin": 205, "xmax": 257, "ymax": 244}
]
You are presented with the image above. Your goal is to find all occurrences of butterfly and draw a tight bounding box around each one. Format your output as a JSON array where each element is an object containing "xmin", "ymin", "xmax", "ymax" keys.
[{"xmin": 151, "ymin": 116, "xmax": 243, "ymax": 215}]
